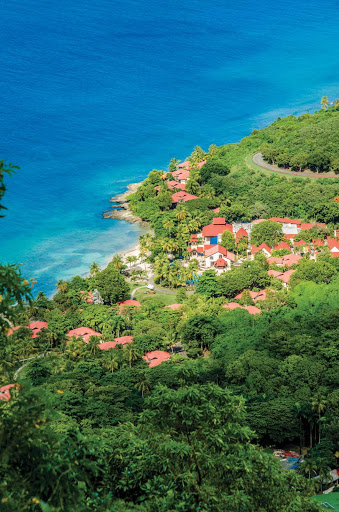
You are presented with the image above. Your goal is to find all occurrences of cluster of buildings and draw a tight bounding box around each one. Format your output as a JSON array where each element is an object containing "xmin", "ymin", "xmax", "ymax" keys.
[
  {"xmin": 154, "ymin": 159, "xmax": 207, "ymax": 206},
  {"xmin": 187, "ymin": 216, "xmax": 339, "ymax": 274}
]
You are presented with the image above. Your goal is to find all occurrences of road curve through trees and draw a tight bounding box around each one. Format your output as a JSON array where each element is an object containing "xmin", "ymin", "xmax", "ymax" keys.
[{"xmin": 252, "ymin": 153, "xmax": 337, "ymax": 178}]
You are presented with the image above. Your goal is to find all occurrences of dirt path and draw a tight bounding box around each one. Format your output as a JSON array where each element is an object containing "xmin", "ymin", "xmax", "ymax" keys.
[{"xmin": 252, "ymin": 153, "xmax": 337, "ymax": 178}]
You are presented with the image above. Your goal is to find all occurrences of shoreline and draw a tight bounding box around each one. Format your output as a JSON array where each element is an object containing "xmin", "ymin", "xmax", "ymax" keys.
[
  {"xmin": 102, "ymin": 181, "xmax": 149, "ymax": 226},
  {"xmin": 101, "ymin": 179, "xmax": 150, "ymax": 276}
]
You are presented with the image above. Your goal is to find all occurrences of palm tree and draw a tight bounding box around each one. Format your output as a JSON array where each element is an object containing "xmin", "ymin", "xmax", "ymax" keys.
[
  {"xmin": 186, "ymin": 260, "xmax": 199, "ymax": 284},
  {"xmin": 87, "ymin": 335, "xmax": 100, "ymax": 355},
  {"xmin": 111, "ymin": 254, "xmax": 124, "ymax": 271},
  {"xmin": 102, "ymin": 350, "xmax": 119, "ymax": 373},
  {"xmin": 312, "ymin": 394, "xmax": 326, "ymax": 443},
  {"xmin": 162, "ymin": 219, "xmax": 175, "ymax": 237},
  {"xmin": 124, "ymin": 344, "xmax": 140, "ymax": 367},
  {"xmin": 112, "ymin": 315, "xmax": 126, "ymax": 337},
  {"xmin": 154, "ymin": 254, "xmax": 169, "ymax": 284},
  {"xmin": 161, "ymin": 238, "xmax": 173, "ymax": 253},
  {"xmin": 297, "ymin": 456, "xmax": 318, "ymax": 480},
  {"xmin": 175, "ymin": 206, "xmax": 188, "ymax": 221},
  {"xmin": 56, "ymin": 280, "xmax": 68, "ymax": 293},
  {"xmin": 200, "ymin": 184, "xmax": 216, "ymax": 200},
  {"xmin": 134, "ymin": 378, "xmax": 150, "ymax": 398},
  {"xmin": 90, "ymin": 262, "xmax": 100, "ymax": 276},
  {"xmin": 126, "ymin": 255, "xmax": 134, "ymax": 268},
  {"xmin": 321, "ymin": 96, "xmax": 329, "ymax": 110},
  {"xmin": 165, "ymin": 329, "xmax": 177, "ymax": 354}
]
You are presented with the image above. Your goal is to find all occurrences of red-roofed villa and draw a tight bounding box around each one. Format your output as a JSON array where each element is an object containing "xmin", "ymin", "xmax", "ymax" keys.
[{"xmin": 143, "ymin": 350, "xmax": 171, "ymax": 368}]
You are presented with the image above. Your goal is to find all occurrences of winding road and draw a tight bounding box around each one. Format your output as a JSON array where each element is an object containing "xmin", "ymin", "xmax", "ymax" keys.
[
  {"xmin": 252, "ymin": 153, "xmax": 337, "ymax": 178},
  {"xmin": 131, "ymin": 272, "xmax": 195, "ymax": 299}
]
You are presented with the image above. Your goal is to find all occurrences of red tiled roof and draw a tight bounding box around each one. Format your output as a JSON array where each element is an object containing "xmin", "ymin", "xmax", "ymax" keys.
[
  {"xmin": 222, "ymin": 302, "xmax": 243, "ymax": 310},
  {"xmin": 244, "ymin": 305, "xmax": 262, "ymax": 315},
  {"xmin": 254, "ymin": 290, "xmax": 267, "ymax": 301},
  {"xmin": 269, "ymin": 217, "xmax": 302, "ymax": 225},
  {"xmin": 8, "ymin": 322, "xmax": 49, "ymax": 338},
  {"xmin": 300, "ymin": 222, "xmax": 326, "ymax": 230},
  {"xmin": 213, "ymin": 207, "xmax": 220, "ymax": 213},
  {"xmin": 27, "ymin": 321, "xmax": 49, "ymax": 339},
  {"xmin": 251, "ymin": 243, "xmax": 271, "ymax": 255},
  {"xmin": 313, "ymin": 238, "xmax": 325, "ymax": 247},
  {"xmin": 80, "ymin": 290, "xmax": 94, "ymax": 303},
  {"xmin": 204, "ymin": 244, "xmax": 227, "ymax": 257},
  {"xmin": 277, "ymin": 269, "xmax": 295, "ymax": 284},
  {"xmin": 213, "ymin": 217, "xmax": 226, "ymax": 225},
  {"xmin": 178, "ymin": 161, "xmax": 190, "ymax": 169},
  {"xmin": 188, "ymin": 246, "xmax": 204, "ymax": 253},
  {"xmin": 196, "ymin": 160, "xmax": 207, "ymax": 169},
  {"xmin": 214, "ymin": 257, "xmax": 227, "ymax": 267},
  {"xmin": 117, "ymin": 300, "xmax": 141, "ymax": 307},
  {"xmin": 67, "ymin": 327, "xmax": 101, "ymax": 343},
  {"xmin": 328, "ymin": 238, "xmax": 339, "ymax": 251},
  {"xmin": 99, "ymin": 336, "xmax": 134, "ymax": 350},
  {"xmin": 172, "ymin": 168, "xmax": 190, "ymax": 180},
  {"xmin": 167, "ymin": 181, "xmax": 186, "ymax": 191},
  {"xmin": 204, "ymin": 245, "xmax": 235, "ymax": 261},
  {"xmin": 252, "ymin": 219, "xmax": 267, "ymax": 224},
  {"xmin": 0, "ymin": 384, "xmax": 16, "ymax": 402},
  {"xmin": 274, "ymin": 242, "xmax": 291, "ymax": 251},
  {"xmin": 190, "ymin": 234, "xmax": 199, "ymax": 241},
  {"xmin": 234, "ymin": 290, "xmax": 267, "ymax": 301},
  {"xmin": 7, "ymin": 325, "xmax": 22, "ymax": 336},
  {"xmin": 283, "ymin": 234, "xmax": 296, "ymax": 240},
  {"xmin": 294, "ymin": 239, "xmax": 307, "ymax": 247},
  {"xmin": 331, "ymin": 252, "xmax": 339, "ymax": 257},
  {"xmin": 165, "ymin": 303, "xmax": 182, "ymax": 310},
  {"xmin": 268, "ymin": 269, "xmax": 283, "ymax": 277},
  {"xmin": 172, "ymin": 191, "xmax": 198, "ymax": 204},
  {"xmin": 202, "ymin": 220, "xmax": 233, "ymax": 237},
  {"xmin": 281, "ymin": 254, "xmax": 302, "ymax": 266},
  {"xmin": 267, "ymin": 256, "xmax": 283, "ymax": 265},
  {"xmin": 143, "ymin": 350, "xmax": 171, "ymax": 368},
  {"xmin": 222, "ymin": 303, "xmax": 261, "ymax": 314},
  {"xmin": 236, "ymin": 227, "xmax": 248, "ymax": 241}
]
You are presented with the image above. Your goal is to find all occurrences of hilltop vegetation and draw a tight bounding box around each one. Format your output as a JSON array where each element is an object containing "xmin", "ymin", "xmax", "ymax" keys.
[
  {"xmin": 3, "ymin": 104, "xmax": 339, "ymax": 510},
  {"xmin": 128, "ymin": 105, "xmax": 339, "ymax": 229}
]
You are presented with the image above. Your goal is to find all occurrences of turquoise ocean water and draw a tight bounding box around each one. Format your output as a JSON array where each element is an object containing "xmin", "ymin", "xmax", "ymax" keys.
[{"xmin": 1, "ymin": 0, "xmax": 339, "ymax": 296}]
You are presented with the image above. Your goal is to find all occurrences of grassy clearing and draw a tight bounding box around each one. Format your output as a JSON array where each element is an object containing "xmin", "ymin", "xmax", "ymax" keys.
[
  {"xmin": 133, "ymin": 287, "xmax": 178, "ymax": 305},
  {"xmin": 312, "ymin": 492, "xmax": 339, "ymax": 510}
]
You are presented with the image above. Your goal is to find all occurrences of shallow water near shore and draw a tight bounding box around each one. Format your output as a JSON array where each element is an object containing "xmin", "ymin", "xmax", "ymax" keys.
[{"xmin": 1, "ymin": 0, "xmax": 339, "ymax": 296}]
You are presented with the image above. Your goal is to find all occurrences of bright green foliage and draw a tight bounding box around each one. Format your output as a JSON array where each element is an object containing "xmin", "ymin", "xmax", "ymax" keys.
[
  {"xmin": 108, "ymin": 384, "xmax": 320, "ymax": 512},
  {"xmin": 200, "ymin": 157, "xmax": 230, "ymax": 183},
  {"xmin": 290, "ymin": 260, "xmax": 337, "ymax": 286},
  {"xmin": 219, "ymin": 258, "xmax": 270, "ymax": 298},
  {"xmin": 260, "ymin": 105, "xmax": 339, "ymax": 172},
  {"xmin": 0, "ymin": 264, "xmax": 33, "ymax": 334},
  {"xmin": 93, "ymin": 262, "xmax": 130, "ymax": 305},
  {"xmin": 195, "ymin": 269, "xmax": 220, "ymax": 297},
  {"xmin": 220, "ymin": 229, "xmax": 237, "ymax": 252},
  {"xmin": 251, "ymin": 220, "xmax": 283, "ymax": 247}
]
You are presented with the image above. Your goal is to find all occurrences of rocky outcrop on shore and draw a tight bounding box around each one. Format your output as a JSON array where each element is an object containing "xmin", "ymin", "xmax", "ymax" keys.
[{"xmin": 102, "ymin": 181, "xmax": 148, "ymax": 226}]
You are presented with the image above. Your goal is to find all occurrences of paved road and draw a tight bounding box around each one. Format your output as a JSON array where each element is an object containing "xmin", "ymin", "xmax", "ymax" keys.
[
  {"xmin": 131, "ymin": 273, "xmax": 194, "ymax": 299},
  {"xmin": 14, "ymin": 353, "xmax": 46, "ymax": 380},
  {"xmin": 253, "ymin": 153, "xmax": 337, "ymax": 178}
]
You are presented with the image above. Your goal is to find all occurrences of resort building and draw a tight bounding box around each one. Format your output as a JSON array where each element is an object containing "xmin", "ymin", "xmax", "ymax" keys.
[{"xmin": 201, "ymin": 218, "xmax": 233, "ymax": 245}]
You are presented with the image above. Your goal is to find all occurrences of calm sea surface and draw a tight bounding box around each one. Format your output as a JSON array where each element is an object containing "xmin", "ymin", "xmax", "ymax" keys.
[{"xmin": 1, "ymin": 0, "xmax": 339, "ymax": 295}]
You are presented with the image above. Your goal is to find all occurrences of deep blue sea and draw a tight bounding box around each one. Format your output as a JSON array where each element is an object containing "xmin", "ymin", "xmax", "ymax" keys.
[{"xmin": 1, "ymin": 0, "xmax": 339, "ymax": 296}]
